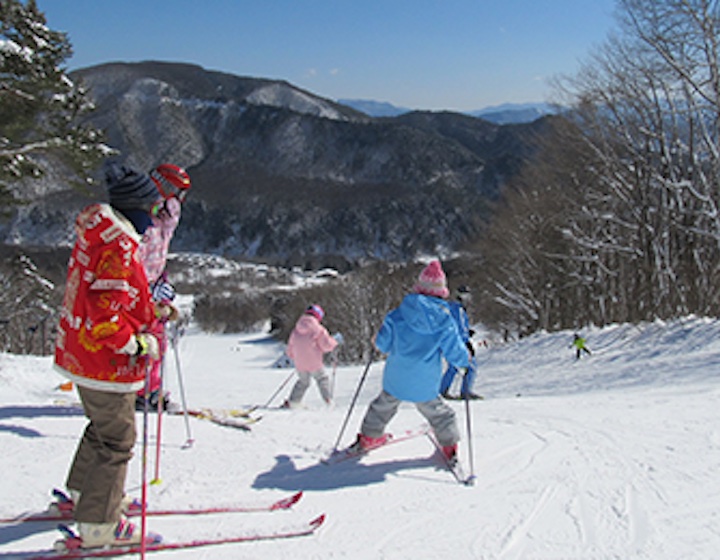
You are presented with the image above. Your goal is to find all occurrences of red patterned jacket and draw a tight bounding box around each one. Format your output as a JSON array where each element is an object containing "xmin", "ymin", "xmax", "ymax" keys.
[{"xmin": 54, "ymin": 204, "xmax": 156, "ymax": 393}]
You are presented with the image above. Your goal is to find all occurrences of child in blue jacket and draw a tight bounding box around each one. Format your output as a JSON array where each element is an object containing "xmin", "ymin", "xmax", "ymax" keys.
[
  {"xmin": 440, "ymin": 286, "xmax": 481, "ymax": 399},
  {"xmin": 353, "ymin": 260, "xmax": 470, "ymax": 461}
]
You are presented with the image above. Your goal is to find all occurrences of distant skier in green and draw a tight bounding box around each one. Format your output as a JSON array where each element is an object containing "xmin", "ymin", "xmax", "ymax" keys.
[{"xmin": 572, "ymin": 333, "xmax": 592, "ymax": 360}]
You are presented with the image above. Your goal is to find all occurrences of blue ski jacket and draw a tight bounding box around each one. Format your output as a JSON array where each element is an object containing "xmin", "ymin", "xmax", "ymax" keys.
[
  {"xmin": 375, "ymin": 293, "xmax": 470, "ymax": 402},
  {"xmin": 447, "ymin": 300, "xmax": 471, "ymax": 342}
]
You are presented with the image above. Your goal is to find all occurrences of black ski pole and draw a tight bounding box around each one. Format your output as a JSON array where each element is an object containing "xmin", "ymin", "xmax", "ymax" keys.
[
  {"xmin": 463, "ymin": 368, "xmax": 476, "ymax": 485},
  {"xmin": 332, "ymin": 349, "xmax": 375, "ymax": 452},
  {"xmin": 259, "ymin": 370, "xmax": 295, "ymax": 409}
]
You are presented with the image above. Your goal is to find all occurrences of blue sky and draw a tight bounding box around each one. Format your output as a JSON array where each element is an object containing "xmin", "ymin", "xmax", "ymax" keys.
[{"xmin": 41, "ymin": 0, "xmax": 618, "ymax": 112}]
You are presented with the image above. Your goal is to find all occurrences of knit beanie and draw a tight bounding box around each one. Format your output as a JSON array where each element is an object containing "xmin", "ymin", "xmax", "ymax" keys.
[
  {"xmin": 413, "ymin": 260, "xmax": 450, "ymax": 298},
  {"xmin": 305, "ymin": 304, "xmax": 325, "ymax": 321},
  {"xmin": 105, "ymin": 162, "xmax": 160, "ymax": 212}
]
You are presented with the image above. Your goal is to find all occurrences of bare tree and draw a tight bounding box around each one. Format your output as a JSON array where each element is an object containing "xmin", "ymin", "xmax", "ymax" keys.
[{"xmin": 474, "ymin": 0, "xmax": 720, "ymax": 334}]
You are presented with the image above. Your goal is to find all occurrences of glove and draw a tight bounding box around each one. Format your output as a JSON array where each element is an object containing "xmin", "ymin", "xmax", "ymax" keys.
[
  {"xmin": 152, "ymin": 279, "xmax": 176, "ymax": 303},
  {"xmin": 332, "ymin": 332, "xmax": 344, "ymax": 345},
  {"xmin": 156, "ymin": 302, "xmax": 179, "ymax": 322},
  {"xmin": 135, "ymin": 333, "xmax": 160, "ymax": 360}
]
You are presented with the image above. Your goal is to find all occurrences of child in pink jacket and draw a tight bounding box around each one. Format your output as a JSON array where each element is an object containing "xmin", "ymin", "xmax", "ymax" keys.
[
  {"xmin": 135, "ymin": 163, "xmax": 191, "ymax": 411},
  {"xmin": 282, "ymin": 305, "xmax": 339, "ymax": 408}
]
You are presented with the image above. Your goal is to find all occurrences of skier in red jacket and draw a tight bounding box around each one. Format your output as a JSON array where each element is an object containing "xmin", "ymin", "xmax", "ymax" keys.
[{"xmin": 54, "ymin": 162, "xmax": 163, "ymax": 549}]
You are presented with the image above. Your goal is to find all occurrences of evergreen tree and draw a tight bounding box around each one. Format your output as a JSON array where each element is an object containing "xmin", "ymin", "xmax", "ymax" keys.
[
  {"xmin": 0, "ymin": 0, "xmax": 105, "ymax": 206},
  {"xmin": 0, "ymin": 252, "xmax": 56, "ymax": 354}
]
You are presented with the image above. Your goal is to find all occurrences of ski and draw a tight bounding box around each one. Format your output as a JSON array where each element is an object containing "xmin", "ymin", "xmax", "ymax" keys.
[
  {"xmin": 180, "ymin": 406, "xmax": 258, "ymax": 420},
  {"xmin": 19, "ymin": 515, "xmax": 325, "ymax": 559},
  {"xmin": 0, "ymin": 490, "xmax": 303, "ymax": 524},
  {"xmin": 425, "ymin": 433, "xmax": 476, "ymax": 486},
  {"xmin": 174, "ymin": 408, "xmax": 261, "ymax": 431},
  {"xmin": 53, "ymin": 400, "xmax": 260, "ymax": 424},
  {"xmin": 323, "ymin": 425, "xmax": 431, "ymax": 465}
]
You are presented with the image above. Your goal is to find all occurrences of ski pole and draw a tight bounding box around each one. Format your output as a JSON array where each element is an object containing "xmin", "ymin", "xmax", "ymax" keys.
[
  {"xmin": 170, "ymin": 325, "xmax": 194, "ymax": 448},
  {"xmin": 331, "ymin": 349, "xmax": 374, "ymax": 452},
  {"xmin": 329, "ymin": 332, "xmax": 343, "ymax": 399},
  {"xmin": 151, "ymin": 350, "xmax": 166, "ymax": 484},
  {"xmin": 463, "ymin": 368, "xmax": 476, "ymax": 485},
  {"xmin": 330, "ymin": 351, "xmax": 338, "ymax": 399},
  {"xmin": 259, "ymin": 370, "xmax": 295, "ymax": 409},
  {"xmin": 140, "ymin": 360, "xmax": 151, "ymax": 559}
]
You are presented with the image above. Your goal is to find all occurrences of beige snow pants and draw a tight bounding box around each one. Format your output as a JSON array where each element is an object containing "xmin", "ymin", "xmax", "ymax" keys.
[{"xmin": 66, "ymin": 386, "xmax": 137, "ymax": 523}]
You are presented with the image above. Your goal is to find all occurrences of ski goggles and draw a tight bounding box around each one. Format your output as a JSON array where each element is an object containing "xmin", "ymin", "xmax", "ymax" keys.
[{"xmin": 150, "ymin": 170, "xmax": 190, "ymax": 203}]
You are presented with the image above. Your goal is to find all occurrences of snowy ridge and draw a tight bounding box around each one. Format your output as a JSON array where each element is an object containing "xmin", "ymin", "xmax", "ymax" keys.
[
  {"xmin": 480, "ymin": 315, "xmax": 720, "ymax": 398},
  {"xmin": 247, "ymin": 83, "xmax": 352, "ymax": 121},
  {"xmin": 1, "ymin": 316, "xmax": 720, "ymax": 558}
]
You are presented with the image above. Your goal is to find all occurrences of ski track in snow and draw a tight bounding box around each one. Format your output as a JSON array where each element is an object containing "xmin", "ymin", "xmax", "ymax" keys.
[{"xmin": 2, "ymin": 317, "xmax": 720, "ymax": 558}]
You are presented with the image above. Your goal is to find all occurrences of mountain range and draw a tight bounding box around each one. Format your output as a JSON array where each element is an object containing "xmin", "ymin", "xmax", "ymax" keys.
[
  {"xmin": 2, "ymin": 61, "xmax": 554, "ymax": 268},
  {"xmin": 338, "ymin": 99, "xmax": 557, "ymax": 124}
]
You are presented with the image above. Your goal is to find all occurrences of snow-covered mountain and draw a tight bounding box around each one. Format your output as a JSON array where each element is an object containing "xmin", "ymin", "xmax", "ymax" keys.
[
  {"xmin": 1, "ymin": 314, "xmax": 719, "ymax": 558},
  {"xmin": 3, "ymin": 61, "xmax": 551, "ymax": 266}
]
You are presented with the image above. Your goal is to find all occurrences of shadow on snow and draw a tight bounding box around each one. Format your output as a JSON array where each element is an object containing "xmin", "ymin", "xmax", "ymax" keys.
[
  {"xmin": 252, "ymin": 453, "xmax": 447, "ymax": 491},
  {"xmin": 0, "ymin": 405, "xmax": 83, "ymax": 440}
]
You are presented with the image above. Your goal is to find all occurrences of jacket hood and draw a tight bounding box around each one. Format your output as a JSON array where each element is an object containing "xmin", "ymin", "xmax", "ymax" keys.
[
  {"xmin": 294, "ymin": 314, "xmax": 321, "ymax": 335},
  {"xmin": 75, "ymin": 203, "xmax": 142, "ymax": 244},
  {"xmin": 398, "ymin": 293, "xmax": 450, "ymax": 335}
]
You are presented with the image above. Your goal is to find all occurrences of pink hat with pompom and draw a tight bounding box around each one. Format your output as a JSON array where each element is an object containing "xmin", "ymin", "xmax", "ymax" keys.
[
  {"xmin": 305, "ymin": 304, "xmax": 325, "ymax": 321},
  {"xmin": 413, "ymin": 260, "xmax": 449, "ymax": 298}
]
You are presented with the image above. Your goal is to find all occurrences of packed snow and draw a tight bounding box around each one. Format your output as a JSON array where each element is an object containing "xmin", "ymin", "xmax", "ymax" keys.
[{"xmin": 1, "ymin": 314, "xmax": 720, "ymax": 558}]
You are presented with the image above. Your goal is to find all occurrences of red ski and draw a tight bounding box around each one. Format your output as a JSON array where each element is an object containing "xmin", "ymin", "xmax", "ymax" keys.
[
  {"xmin": 323, "ymin": 425, "xmax": 431, "ymax": 465},
  {"xmin": 0, "ymin": 490, "xmax": 303, "ymax": 524},
  {"xmin": 20, "ymin": 515, "xmax": 325, "ymax": 559}
]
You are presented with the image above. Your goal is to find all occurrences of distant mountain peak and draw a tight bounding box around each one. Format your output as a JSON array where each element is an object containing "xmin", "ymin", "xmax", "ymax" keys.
[
  {"xmin": 338, "ymin": 98, "xmax": 557, "ymax": 124},
  {"xmin": 337, "ymin": 98, "xmax": 411, "ymax": 117}
]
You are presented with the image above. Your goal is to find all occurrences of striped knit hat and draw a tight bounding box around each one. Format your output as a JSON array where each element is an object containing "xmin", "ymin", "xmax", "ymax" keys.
[
  {"xmin": 105, "ymin": 162, "xmax": 160, "ymax": 212},
  {"xmin": 413, "ymin": 260, "xmax": 450, "ymax": 298}
]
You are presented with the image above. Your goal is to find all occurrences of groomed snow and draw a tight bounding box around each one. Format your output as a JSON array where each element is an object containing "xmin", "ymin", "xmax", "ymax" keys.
[{"xmin": 1, "ymin": 315, "xmax": 720, "ymax": 558}]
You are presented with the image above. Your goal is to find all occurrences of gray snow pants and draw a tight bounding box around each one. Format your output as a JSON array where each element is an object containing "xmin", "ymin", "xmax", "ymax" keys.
[
  {"xmin": 288, "ymin": 369, "xmax": 332, "ymax": 404},
  {"xmin": 66, "ymin": 386, "xmax": 137, "ymax": 523},
  {"xmin": 360, "ymin": 390, "xmax": 460, "ymax": 446}
]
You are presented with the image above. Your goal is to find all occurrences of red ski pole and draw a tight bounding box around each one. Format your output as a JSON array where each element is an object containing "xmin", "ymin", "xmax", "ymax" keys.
[
  {"xmin": 140, "ymin": 360, "xmax": 152, "ymax": 559},
  {"xmin": 151, "ymin": 351, "xmax": 166, "ymax": 484}
]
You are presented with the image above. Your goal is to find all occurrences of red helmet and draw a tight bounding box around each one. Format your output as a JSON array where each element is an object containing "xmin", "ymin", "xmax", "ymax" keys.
[{"xmin": 150, "ymin": 163, "xmax": 191, "ymax": 202}]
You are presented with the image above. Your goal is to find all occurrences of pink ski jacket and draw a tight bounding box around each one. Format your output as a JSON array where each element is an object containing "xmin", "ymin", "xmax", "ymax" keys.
[
  {"xmin": 137, "ymin": 197, "xmax": 181, "ymax": 284},
  {"xmin": 286, "ymin": 315, "xmax": 338, "ymax": 373}
]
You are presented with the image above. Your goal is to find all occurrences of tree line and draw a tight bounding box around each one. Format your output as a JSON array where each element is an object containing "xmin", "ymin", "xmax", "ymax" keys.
[
  {"xmin": 3, "ymin": 0, "xmax": 720, "ymax": 355},
  {"xmin": 472, "ymin": 0, "xmax": 720, "ymax": 336}
]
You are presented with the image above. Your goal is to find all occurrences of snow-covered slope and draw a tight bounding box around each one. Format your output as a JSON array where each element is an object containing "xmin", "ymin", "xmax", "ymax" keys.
[{"xmin": 1, "ymin": 316, "xmax": 720, "ymax": 558}]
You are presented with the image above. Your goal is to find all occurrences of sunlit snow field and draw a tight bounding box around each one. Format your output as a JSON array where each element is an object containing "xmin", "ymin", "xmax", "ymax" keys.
[{"xmin": 2, "ymin": 315, "xmax": 720, "ymax": 558}]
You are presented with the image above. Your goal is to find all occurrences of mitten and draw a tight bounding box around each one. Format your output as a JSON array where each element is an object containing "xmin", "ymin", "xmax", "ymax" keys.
[
  {"xmin": 152, "ymin": 279, "xmax": 176, "ymax": 302},
  {"xmin": 332, "ymin": 332, "xmax": 344, "ymax": 345},
  {"xmin": 156, "ymin": 302, "xmax": 179, "ymax": 322},
  {"xmin": 135, "ymin": 333, "xmax": 160, "ymax": 359}
]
